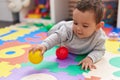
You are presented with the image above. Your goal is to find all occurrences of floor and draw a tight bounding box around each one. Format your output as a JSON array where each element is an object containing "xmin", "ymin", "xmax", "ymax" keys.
[
  {"xmin": 0, "ymin": 23, "xmax": 120, "ymax": 80},
  {"xmin": 0, "ymin": 21, "xmax": 18, "ymax": 28}
]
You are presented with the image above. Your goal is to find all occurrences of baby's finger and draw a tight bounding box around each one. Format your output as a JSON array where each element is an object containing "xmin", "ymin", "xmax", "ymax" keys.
[
  {"xmin": 35, "ymin": 48, "xmax": 43, "ymax": 56},
  {"xmin": 81, "ymin": 63, "xmax": 85, "ymax": 70},
  {"xmin": 88, "ymin": 65, "xmax": 92, "ymax": 70},
  {"xmin": 78, "ymin": 61, "xmax": 82, "ymax": 65},
  {"xmin": 29, "ymin": 48, "xmax": 34, "ymax": 53},
  {"xmin": 39, "ymin": 49, "xmax": 44, "ymax": 56},
  {"xmin": 88, "ymin": 64, "xmax": 96, "ymax": 70},
  {"xmin": 41, "ymin": 48, "xmax": 45, "ymax": 54},
  {"xmin": 37, "ymin": 48, "xmax": 43, "ymax": 55},
  {"xmin": 84, "ymin": 63, "xmax": 89, "ymax": 71},
  {"xmin": 37, "ymin": 46, "xmax": 43, "ymax": 54},
  {"xmin": 92, "ymin": 65, "xmax": 96, "ymax": 69},
  {"xmin": 32, "ymin": 48, "xmax": 37, "ymax": 53}
]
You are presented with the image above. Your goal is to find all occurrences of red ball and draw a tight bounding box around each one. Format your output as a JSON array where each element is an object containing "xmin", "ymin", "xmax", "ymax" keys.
[{"xmin": 56, "ymin": 46, "xmax": 68, "ymax": 60}]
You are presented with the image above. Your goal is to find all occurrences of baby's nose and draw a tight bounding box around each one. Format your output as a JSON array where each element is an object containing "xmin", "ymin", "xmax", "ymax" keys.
[{"xmin": 77, "ymin": 27, "xmax": 82, "ymax": 32}]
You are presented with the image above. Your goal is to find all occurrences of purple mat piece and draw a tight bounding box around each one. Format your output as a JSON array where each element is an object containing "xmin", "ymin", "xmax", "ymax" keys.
[
  {"xmin": 44, "ymin": 54, "xmax": 78, "ymax": 68},
  {"xmin": 0, "ymin": 66, "xmax": 84, "ymax": 80},
  {"xmin": 39, "ymin": 69, "xmax": 85, "ymax": 80}
]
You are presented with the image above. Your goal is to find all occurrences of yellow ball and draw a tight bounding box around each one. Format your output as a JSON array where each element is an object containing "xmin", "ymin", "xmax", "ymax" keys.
[{"xmin": 28, "ymin": 50, "xmax": 43, "ymax": 64}]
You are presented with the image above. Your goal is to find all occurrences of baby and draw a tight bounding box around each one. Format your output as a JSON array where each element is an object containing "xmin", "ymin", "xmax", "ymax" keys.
[{"xmin": 30, "ymin": 0, "xmax": 106, "ymax": 70}]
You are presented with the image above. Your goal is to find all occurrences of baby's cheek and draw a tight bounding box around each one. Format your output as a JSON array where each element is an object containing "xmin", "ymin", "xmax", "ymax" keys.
[{"xmin": 85, "ymin": 31, "xmax": 92, "ymax": 37}]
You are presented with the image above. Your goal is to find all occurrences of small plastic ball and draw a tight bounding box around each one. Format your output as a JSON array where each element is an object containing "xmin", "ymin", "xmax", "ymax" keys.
[
  {"xmin": 56, "ymin": 46, "xmax": 68, "ymax": 60},
  {"xmin": 29, "ymin": 50, "xmax": 43, "ymax": 64}
]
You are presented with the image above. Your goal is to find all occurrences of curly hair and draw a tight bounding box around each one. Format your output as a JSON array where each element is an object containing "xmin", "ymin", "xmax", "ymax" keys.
[{"xmin": 76, "ymin": 0, "xmax": 104, "ymax": 24}]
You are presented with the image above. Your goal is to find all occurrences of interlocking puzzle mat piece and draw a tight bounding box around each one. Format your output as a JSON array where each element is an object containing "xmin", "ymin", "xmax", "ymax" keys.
[
  {"xmin": 0, "ymin": 51, "xmax": 85, "ymax": 80},
  {"xmin": 43, "ymin": 47, "xmax": 78, "ymax": 68},
  {"xmin": 0, "ymin": 40, "xmax": 4, "ymax": 45},
  {"xmin": 0, "ymin": 62, "xmax": 20, "ymax": 77},
  {"xmin": 21, "ymin": 73, "xmax": 57, "ymax": 80},
  {"xmin": 3, "ymin": 50, "xmax": 119, "ymax": 80},
  {"xmin": 0, "ymin": 26, "xmax": 38, "ymax": 41},
  {"xmin": 21, "ymin": 61, "xmax": 88, "ymax": 76},
  {"xmin": 85, "ymin": 76, "xmax": 101, "ymax": 80},
  {"xmin": 44, "ymin": 46, "xmax": 87, "ymax": 68},
  {"xmin": 83, "ymin": 52, "xmax": 120, "ymax": 79},
  {"xmin": 1, "ymin": 23, "xmax": 120, "ymax": 80},
  {"xmin": 44, "ymin": 54, "xmax": 78, "ymax": 68},
  {"xmin": 20, "ymin": 72, "xmax": 84, "ymax": 80},
  {"xmin": 0, "ymin": 66, "xmax": 33, "ymax": 80},
  {"xmin": 16, "ymin": 29, "xmax": 47, "ymax": 44},
  {"xmin": 109, "ymin": 57, "xmax": 120, "ymax": 77},
  {"xmin": 20, "ymin": 47, "xmax": 88, "ymax": 79},
  {"xmin": 105, "ymin": 39, "xmax": 120, "ymax": 54},
  {"xmin": 0, "ymin": 41, "xmax": 32, "ymax": 65},
  {"xmin": 0, "ymin": 66, "xmax": 35, "ymax": 80},
  {"xmin": 1, "ymin": 67, "xmax": 84, "ymax": 80},
  {"xmin": 24, "ymin": 32, "xmax": 47, "ymax": 44}
]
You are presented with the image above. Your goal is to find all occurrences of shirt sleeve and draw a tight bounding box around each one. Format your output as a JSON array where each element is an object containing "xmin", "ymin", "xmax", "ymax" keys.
[
  {"xmin": 41, "ymin": 24, "xmax": 70, "ymax": 50},
  {"xmin": 87, "ymin": 33, "xmax": 106, "ymax": 63},
  {"xmin": 48, "ymin": 21, "xmax": 66, "ymax": 36}
]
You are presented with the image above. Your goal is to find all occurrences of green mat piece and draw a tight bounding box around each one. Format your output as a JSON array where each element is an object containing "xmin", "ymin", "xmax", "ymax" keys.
[
  {"xmin": 113, "ymin": 71, "xmax": 120, "ymax": 77},
  {"xmin": 45, "ymin": 23, "xmax": 54, "ymax": 31},
  {"xmin": 19, "ymin": 25, "xmax": 30, "ymax": 28},
  {"xmin": 75, "ymin": 54, "xmax": 87, "ymax": 62},
  {"xmin": 44, "ymin": 46, "xmax": 58, "ymax": 57},
  {"xmin": 33, "ymin": 23, "xmax": 44, "ymax": 27},
  {"xmin": 109, "ymin": 57, "xmax": 120, "ymax": 68},
  {"xmin": 61, "ymin": 65, "xmax": 89, "ymax": 76}
]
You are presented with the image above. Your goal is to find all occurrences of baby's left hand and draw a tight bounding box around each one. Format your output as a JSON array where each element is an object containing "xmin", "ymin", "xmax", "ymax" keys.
[{"xmin": 78, "ymin": 57, "xmax": 96, "ymax": 70}]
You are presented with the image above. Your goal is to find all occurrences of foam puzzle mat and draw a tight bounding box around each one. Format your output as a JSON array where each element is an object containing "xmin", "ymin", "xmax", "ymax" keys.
[{"xmin": 0, "ymin": 23, "xmax": 120, "ymax": 80}]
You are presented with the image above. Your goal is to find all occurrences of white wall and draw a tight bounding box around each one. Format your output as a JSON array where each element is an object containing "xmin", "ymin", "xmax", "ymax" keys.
[{"xmin": 50, "ymin": 0, "xmax": 69, "ymax": 23}]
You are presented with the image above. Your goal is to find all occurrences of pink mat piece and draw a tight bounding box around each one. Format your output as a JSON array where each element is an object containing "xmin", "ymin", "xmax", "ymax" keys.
[{"xmin": 25, "ymin": 32, "xmax": 47, "ymax": 42}]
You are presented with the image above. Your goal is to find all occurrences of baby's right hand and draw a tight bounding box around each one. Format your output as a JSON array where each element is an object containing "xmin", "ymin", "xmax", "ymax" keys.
[{"xmin": 29, "ymin": 44, "xmax": 47, "ymax": 56}]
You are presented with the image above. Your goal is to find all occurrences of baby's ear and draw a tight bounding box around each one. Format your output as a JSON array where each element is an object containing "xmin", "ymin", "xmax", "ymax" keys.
[{"xmin": 96, "ymin": 21, "xmax": 104, "ymax": 31}]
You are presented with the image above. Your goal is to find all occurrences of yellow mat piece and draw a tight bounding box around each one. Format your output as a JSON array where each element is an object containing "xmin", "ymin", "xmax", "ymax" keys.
[
  {"xmin": 0, "ymin": 28, "xmax": 11, "ymax": 35},
  {"xmin": 0, "ymin": 62, "xmax": 20, "ymax": 77},
  {"xmin": 105, "ymin": 39, "xmax": 120, "ymax": 54},
  {"xmin": 0, "ymin": 26, "xmax": 38, "ymax": 41},
  {"xmin": 0, "ymin": 44, "xmax": 31, "ymax": 58}
]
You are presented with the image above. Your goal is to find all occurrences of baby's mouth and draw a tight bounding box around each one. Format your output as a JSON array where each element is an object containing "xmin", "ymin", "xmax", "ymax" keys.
[{"xmin": 77, "ymin": 33, "xmax": 83, "ymax": 35}]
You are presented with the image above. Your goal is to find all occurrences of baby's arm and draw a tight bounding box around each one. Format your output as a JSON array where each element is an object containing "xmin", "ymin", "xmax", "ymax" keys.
[
  {"xmin": 41, "ymin": 33, "xmax": 61, "ymax": 50},
  {"xmin": 87, "ymin": 38, "xmax": 105, "ymax": 63},
  {"xmin": 78, "ymin": 36, "xmax": 105, "ymax": 70},
  {"xmin": 29, "ymin": 24, "xmax": 69, "ymax": 56},
  {"xmin": 41, "ymin": 24, "xmax": 69, "ymax": 50}
]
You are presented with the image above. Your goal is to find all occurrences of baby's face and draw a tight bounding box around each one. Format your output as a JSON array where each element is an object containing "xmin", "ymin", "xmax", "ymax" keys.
[{"xmin": 72, "ymin": 9, "xmax": 99, "ymax": 39}]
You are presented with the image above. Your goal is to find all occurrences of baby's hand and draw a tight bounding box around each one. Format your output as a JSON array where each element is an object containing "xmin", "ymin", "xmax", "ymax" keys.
[
  {"xmin": 29, "ymin": 44, "xmax": 47, "ymax": 55},
  {"xmin": 78, "ymin": 57, "xmax": 96, "ymax": 70}
]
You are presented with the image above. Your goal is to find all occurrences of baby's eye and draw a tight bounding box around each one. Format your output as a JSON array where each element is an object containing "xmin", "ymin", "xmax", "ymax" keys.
[
  {"xmin": 83, "ymin": 25, "xmax": 88, "ymax": 28},
  {"xmin": 74, "ymin": 22, "xmax": 78, "ymax": 25}
]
